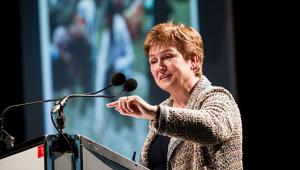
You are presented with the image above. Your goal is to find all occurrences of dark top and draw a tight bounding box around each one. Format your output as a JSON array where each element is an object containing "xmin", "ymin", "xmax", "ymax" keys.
[{"xmin": 148, "ymin": 134, "xmax": 170, "ymax": 170}]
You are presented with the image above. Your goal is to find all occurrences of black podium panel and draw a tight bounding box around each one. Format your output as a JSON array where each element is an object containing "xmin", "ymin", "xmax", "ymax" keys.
[{"xmin": 0, "ymin": 134, "xmax": 148, "ymax": 170}]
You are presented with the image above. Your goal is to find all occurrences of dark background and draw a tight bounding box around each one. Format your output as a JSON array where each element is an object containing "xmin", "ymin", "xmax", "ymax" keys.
[{"xmin": 0, "ymin": 0, "xmax": 291, "ymax": 169}]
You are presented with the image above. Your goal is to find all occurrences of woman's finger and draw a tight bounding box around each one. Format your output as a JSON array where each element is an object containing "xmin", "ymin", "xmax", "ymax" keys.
[
  {"xmin": 116, "ymin": 106, "xmax": 130, "ymax": 116},
  {"xmin": 120, "ymin": 97, "xmax": 130, "ymax": 113},
  {"xmin": 126, "ymin": 98, "xmax": 135, "ymax": 113},
  {"xmin": 117, "ymin": 97, "xmax": 127, "ymax": 113},
  {"xmin": 106, "ymin": 101, "xmax": 119, "ymax": 108},
  {"xmin": 124, "ymin": 96, "xmax": 135, "ymax": 113}
]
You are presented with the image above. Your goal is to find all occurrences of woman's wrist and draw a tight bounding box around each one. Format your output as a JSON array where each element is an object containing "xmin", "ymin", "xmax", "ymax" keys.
[
  {"xmin": 156, "ymin": 105, "xmax": 161, "ymax": 119},
  {"xmin": 149, "ymin": 105, "xmax": 160, "ymax": 120}
]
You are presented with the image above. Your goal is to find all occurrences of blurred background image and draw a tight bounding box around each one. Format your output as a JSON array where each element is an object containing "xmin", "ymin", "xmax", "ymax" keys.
[{"xmin": 39, "ymin": 0, "xmax": 198, "ymax": 159}]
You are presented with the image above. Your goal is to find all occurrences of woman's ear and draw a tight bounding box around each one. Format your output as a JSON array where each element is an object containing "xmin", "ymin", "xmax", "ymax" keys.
[{"xmin": 191, "ymin": 55, "xmax": 198, "ymax": 70}]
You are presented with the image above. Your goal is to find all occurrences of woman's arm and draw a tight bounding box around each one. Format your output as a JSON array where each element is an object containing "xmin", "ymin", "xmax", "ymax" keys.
[{"xmin": 156, "ymin": 90, "xmax": 240, "ymax": 145}]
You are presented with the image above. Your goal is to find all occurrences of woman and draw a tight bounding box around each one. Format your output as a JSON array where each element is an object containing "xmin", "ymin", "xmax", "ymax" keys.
[{"xmin": 107, "ymin": 22, "xmax": 243, "ymax": 170}]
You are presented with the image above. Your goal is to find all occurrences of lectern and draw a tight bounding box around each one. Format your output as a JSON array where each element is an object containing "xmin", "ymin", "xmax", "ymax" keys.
[{"xmin": 0, "ymin": 134, "xmax": 148, "ymax": 170}]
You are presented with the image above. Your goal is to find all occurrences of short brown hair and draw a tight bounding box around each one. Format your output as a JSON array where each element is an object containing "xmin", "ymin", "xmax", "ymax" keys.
[{"xmin": 144, "ymin": 22, "xmax": 204, "ymax": 76}]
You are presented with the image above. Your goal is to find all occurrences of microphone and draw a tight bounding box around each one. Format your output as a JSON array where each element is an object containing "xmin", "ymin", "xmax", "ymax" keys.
[
  {"xmin": 111, "ymin": 73, "xmax": 127, "ymax": 86},
  {"xmin": 51, "ymin": 78, "xmax": 137, "ymax": 113},
  {"xmin": 123, "ymin": 78, "xmax": 137, "ymax": 92}
]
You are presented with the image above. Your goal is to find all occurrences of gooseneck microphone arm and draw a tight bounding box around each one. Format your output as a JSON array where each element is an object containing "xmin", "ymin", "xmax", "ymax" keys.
[
  {"xmin": 0, "ymin": 97, "xmax": 60, "ymax": 150},
  {"xmin": 0, "ymin": 93, "xmax": 118, "ymax": 131},
  {"xmin": 51, "ymin": 78, "xmax": 137, "ymax": 114},
  {"xmin": 84, "ymin": 84, "xmax": 113, "ymax": 95},
  {"xmin": 0, "ymin": 92, "xmax": 117, "ymax": 131},
  {"xmin": 0, "ymin": 98, "xmax": 60, "ymax": 131},
  {"xmin": 51, "ymin": 90, "xmax": 126, "ymax": 113},
  {"xmin": 0, "ymin": 72, "xmax": 127, "ymax": 131}
]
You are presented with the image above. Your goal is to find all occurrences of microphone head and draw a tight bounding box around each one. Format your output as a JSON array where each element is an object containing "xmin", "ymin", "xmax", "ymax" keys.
[
  {"xmin": 123, "ymin": 78, "xmax": 137, "ymax": 92},
  {"xmin": 111, "ymin": 73, "xmax": 126, "ymax": 86}
]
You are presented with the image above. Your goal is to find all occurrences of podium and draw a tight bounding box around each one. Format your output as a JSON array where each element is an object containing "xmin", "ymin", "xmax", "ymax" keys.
[{"xmin": 0, "ymin": 134, "xmax": 149, "ymax": 170}]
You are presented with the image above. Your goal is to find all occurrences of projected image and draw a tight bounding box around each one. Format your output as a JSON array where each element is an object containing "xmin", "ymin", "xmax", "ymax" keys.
[{"xmin": 40, "ymin": 0, "xmax": 197, "ymax": 159}]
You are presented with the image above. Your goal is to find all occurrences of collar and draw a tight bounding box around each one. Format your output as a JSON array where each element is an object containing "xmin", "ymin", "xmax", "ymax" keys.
[{"xmin": 163, "ymin": 75, "xmax": 212, "ymax": 108}]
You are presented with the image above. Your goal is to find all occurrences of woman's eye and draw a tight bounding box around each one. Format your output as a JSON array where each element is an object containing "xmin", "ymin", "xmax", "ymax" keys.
[
  {"xmin": 150, "ymin": 60, "xmax": 157, "ymax": 64},
  {"xmin": 165, "ymin": 54, "xmax": 173, "ymax": 59}
]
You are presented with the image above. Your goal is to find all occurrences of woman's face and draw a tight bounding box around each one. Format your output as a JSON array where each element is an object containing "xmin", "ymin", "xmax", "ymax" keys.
[{"xmin": 148, "ymin": 45, "xmax": 196, "ymax": 92}]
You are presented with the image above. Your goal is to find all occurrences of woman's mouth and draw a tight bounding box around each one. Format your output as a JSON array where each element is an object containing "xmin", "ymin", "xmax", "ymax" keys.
[{"xmin": 159, "ymin": 74, "xmax": 172, "ymax": 80}]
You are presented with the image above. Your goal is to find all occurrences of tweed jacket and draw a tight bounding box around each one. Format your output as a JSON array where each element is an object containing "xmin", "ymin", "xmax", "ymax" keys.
[{"xmin": 140, "ymin": 76, "xmax": 243, "ymax": 170}]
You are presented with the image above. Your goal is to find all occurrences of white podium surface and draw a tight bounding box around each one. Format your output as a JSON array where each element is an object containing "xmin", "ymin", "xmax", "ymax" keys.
[
  {"xmin": 0, "ymin": 134, "xmax": 149, "ymax": 170},
  {"xmin": 0, "ymin": 144, "xmax": 45, "ymax": 170}
]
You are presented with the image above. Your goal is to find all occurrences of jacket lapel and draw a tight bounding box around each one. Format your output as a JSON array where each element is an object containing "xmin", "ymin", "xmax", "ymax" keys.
[
  {"xmin": 140, "ymin": 121, "xmax": 157, "ymax": 166},
  {"xmin": 141, "ymin": 76, "xmax": 211, "ymax": 168},
  {"xmin": 166, "ymin": 76, "xmax": 211, "ymax": 166}
]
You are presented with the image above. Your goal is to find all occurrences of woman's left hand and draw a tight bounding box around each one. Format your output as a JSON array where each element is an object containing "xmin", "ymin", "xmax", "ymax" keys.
[{"xmin": 106, "ymin": 95, "xmax": 158, "ymax": 120}]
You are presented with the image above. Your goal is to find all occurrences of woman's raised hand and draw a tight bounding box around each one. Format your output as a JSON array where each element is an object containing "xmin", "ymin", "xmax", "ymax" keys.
[{"xmin": 106, "ymin": 95, "xmax": 157, "ymax": 120}]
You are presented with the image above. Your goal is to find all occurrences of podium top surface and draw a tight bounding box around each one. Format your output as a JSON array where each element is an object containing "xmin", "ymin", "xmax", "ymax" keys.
[
  {"xmin": 0, "ymin": 134, "xmax": 149, "ymax": 170},
  {"xmin": 79, "ymin": 135, "xmax": 149, "ymax": 170},
  {"xmin": 0, "ymin": 135, "xmax": 46, "ymax": 159}
]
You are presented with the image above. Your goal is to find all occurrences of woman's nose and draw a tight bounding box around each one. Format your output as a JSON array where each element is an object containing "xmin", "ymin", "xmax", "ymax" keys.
[{"xmin": 158, "ymin": 61, "xmax": 167, "ymax": 71}]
